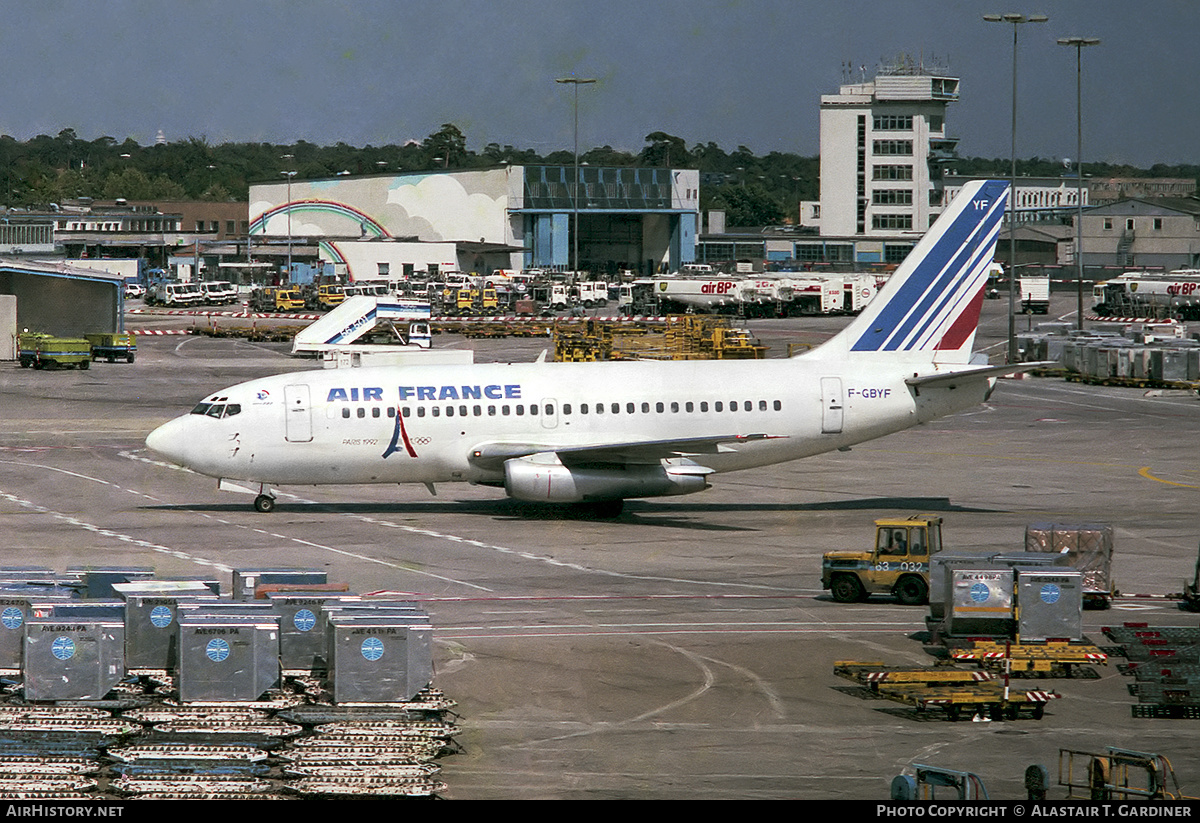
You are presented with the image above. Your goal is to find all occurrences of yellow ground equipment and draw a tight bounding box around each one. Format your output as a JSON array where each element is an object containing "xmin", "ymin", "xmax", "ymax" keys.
[
  {"xmin": 249, "ymin": 286, "xmax": 305, "ymax": 312},
  {"xmin": 85, "ymin": 332, "xmax": 137, "ymax": 363},
  {"xmin": 553, "ymin": 316, "xmax": 766, "ymax": 362},
  {"xmin": 822, "ymin": 515, "xmax": 942, "ymax": 605},
  {"xmin": 17, "ymin": 333, "xmax": 92, "ymax": 370},
  {"xmin": 951, "ymin": 640, "xmax": 1108, "ymax": 677}
]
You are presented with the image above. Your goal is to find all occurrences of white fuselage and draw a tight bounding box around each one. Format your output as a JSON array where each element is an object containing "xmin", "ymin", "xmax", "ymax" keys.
[{"xmin": 147, "ymin": 354, "xmax": 988, "ymax": 491}]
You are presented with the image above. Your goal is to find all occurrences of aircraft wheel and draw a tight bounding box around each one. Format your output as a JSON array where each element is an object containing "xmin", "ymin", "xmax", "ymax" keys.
[
  {"xmin": 254, "ymin": 494, "xmax": 276, "ymax": 513},
  {"xmin": 894, "ymin": 575, "xmax": 928, "ymax": 606},
  {"xmin": 831, "ymin": 574, "xmax": 865, "ymax": 603}
]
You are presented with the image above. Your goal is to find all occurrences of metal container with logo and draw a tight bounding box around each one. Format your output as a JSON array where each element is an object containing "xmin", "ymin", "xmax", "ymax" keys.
[
  {"xmin": 326, "ymin": 611, "xmax": 432, "ymax": 704},
  {"xmin": 177, "ymin": 613, "xmax": 281, "ymax": 703},
  {"xmin": 23, "ymin": 615, "xmax": 124, "ymax": 701},
  {"xmin": 0, "ymin": 586, "xmax": 75, "ymax": 674},
  {"xmin": 944, "ymin": 568, "xmax": 1016, "ymax": 637},
  {"xmin": 1017, "ymin": 570, "xmax": 1084, "ymax": 642},
  {"xmin": 267, "ymin": 592, "xmax": 361, "ymax": 676},
  {"xmin": 112, "ymin": 581, "xmax": 217, "ymax": 673}
]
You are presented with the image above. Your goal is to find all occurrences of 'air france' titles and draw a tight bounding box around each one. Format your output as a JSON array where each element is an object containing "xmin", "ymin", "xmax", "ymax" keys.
[{"xmin": 327, "ymin": 385, "xmax": 523, "ymax": 403}]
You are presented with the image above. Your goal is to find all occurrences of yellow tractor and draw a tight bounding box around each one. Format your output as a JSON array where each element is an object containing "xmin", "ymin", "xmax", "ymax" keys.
[{"xmin": 822, "ymin": 515, "xmax": 943, "ymax": 605}]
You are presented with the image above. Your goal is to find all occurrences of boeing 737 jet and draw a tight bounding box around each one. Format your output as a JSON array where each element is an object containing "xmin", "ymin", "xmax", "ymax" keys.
[{"xmin": 147, "ymin": 179, "xmax": 1026, "ymax": 516}]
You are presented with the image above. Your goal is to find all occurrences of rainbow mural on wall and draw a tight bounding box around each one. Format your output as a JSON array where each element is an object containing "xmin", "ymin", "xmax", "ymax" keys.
[{"xmin": 249, "ymin": 199, "xmax": 391, "ymax": 238}]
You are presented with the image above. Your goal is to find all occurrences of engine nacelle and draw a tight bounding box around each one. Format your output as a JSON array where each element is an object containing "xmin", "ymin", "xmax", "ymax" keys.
[{"xmin": 503, "ymin": 457, "xmax": 709, "ymax": 503}]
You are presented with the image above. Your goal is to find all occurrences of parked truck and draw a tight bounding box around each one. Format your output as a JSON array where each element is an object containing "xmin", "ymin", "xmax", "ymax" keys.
[
  {"xmin": 248, "ymin": 286, "xmax": 305, "ymax": 312},
  {"xmin": 1019, "ymin": 274, "xmax": 1050, "ymax": 315}
]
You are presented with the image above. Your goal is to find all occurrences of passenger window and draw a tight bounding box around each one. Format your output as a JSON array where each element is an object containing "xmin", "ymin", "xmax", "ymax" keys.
[
  {"xmin": 563, "ymin": 404, "xmax": 572, "ymax": 415},
  {"xmin": 744, "ymin": 401, "xmax": 752, "ymax": 411},
  {"xmin": 581, "ymin": 404, "xmax": 589, "ymax": 415},
  {"xmin": 516, "ymin": 405, "xmax": 524, "ymax": 416},
  {"xmin": 774, "ymin": 400, "xmax": 782, "ymax": 411},
  {"xmin": 759, "ymin": 400, "xmax": 767, "ymax": 411},
  {"xmin": 595, "ymin": 403, "xmax": 603, "ymax": 414},
  {"xmin": 460, "ymin": 405, "xmax": 468, "ymax": 416},
  {"xmin": 417, "ymin": 407, "xmax": 426, "ymax": 418},
  {"xmin": 529, "ymin": 404, "xmax": 538, "ymax": 416},
  {"xmin": 700, "ymin": 401, "xmax": 709, "ymax": 412},
  {"xmin": 626, "ymin": 402, "xmax": 635, "ymax": 414},
  {"xmin": 729, "ymin": 402, "xmax": 737, "ymax": 413},
  {"xmin": 473, "ymin": 405, "xmax": 481, "ymax": 416},
  {"xmin": 446, "ymin": 406, "xmax": 455, "ymax": 417},
  {"xmin": 356, "ymin": 408, "xmax": 365, "ymax": 419},
  {"xmin": 715, "ymin": 401, "xmax": 723, "ymax": 412},
  {"xmin": 655, "ymin": 402, "xmax": 664, "ymax": 413},
  {"xmin": 670, "ymin": 402, "xmax": 679, "ymax": 413},
  {"xmin": 685, "ymin": 402, "xmax": 693, "ymax": 413},
  {"xmin": 545, "ymin": 404, "xmax": 554, "ymax": 416},
  {"xmin": 387, "ymin": 407, "xmax": 395, "ymax": 418},
  {"xmin": 502, "ymin": 405, "xmax": 510, "ymax": 416},
  {"xmin": 611, "ymin": 403, "xmax": 619, "ymax": 414},
  {"xmin": 488, "ymin": 405, "xmax": 497, "ymax": 416},
  {"xmin": 641, "ymin": 402, "xmax": 649, "ymax": 413},
  {"xmin": 432, "ymin": 407, "xmax": 440, "ymax": 417},
  {"xmin": 402, "ymin": 407, "xmax": 411, "ymax": 418},
  {"xmin": 372, "ymin": 407, "xmax": 381, "ymax": 418},
  {"xmin": 342, "ymin": 408, "xmax": 350, "ymax": 419}
]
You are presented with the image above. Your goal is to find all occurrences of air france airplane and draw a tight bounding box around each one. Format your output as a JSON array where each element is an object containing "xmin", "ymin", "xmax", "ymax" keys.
[{"xmin": 147, "ymin": 179, "xmax": 1027, "ymax": 516}]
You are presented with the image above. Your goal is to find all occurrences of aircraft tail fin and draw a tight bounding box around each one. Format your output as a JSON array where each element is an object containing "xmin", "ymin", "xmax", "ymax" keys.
[{"xmin": 817, "ymin": 179, "xmax": 1009, "ymax": 364}]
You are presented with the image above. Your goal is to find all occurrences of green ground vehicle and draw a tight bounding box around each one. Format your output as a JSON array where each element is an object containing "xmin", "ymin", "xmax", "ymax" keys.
[
  {"xmin": 86, "ymin": 332, "xmax": 137, "ymax": 363},
  {"xmin": 821, "ymin": 515, "xmax": 943, "ymax": 605},
  {"xmin": 17, "ymin": 333, "xmax": 92, "ymax": 370}
]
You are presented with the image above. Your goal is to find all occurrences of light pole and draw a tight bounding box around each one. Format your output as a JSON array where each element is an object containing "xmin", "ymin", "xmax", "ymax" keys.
[
  {"xmin": 556, "ymin": 75, "xmax": 596, "ymax": 276},
  {"xmin": 984, "ymin": 12, "xmax": 1048, "ymax": 363},
  {"xmin": 281, "ymin": 153, "xmax": 295, "ymax": 283},
  {"xmin": 1058, "ymin": 36, "xmax": 1100, "ymax": 332}
]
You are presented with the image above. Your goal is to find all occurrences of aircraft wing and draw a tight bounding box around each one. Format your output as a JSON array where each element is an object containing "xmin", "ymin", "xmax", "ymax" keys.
[
  {"xmin": 470, "ymin": 433, "xmax": 780, "ymax": 470},
  {"xmin": 905, "ymin": 361, "xmax": 1057, "ymax": 391}
]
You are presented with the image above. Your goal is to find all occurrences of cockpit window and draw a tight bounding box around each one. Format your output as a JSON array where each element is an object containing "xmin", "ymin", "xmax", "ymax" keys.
[{"xmin": 191, "ymin": 402, "xmax": 240, "ymax": 419}]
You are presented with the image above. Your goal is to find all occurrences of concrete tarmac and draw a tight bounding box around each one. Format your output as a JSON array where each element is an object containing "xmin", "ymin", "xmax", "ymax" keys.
[{"xmin": 3, "ymin": 295, "xmax": 1200, "ymax": 799}]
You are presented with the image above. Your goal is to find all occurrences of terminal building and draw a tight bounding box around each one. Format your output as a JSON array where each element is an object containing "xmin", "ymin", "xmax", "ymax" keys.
[{"xmin": 248, "ymin": 165, "xmax": 700, "ymax": 281}]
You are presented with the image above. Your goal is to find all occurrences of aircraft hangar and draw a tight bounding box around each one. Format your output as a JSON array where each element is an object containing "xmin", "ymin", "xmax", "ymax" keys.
[
  {"xmin": 0, "ymin": 260, "xmax": 126, "ymax": 358},
  {"xmin": 249, "ymin": 165, "xmax": 700, "ymax": 278}
]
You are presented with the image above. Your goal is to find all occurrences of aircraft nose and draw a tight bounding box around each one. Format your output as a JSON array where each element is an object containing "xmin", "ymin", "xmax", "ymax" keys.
[{"xmin": 145, "ymin": 416, "xmax": 193, "ymax": 467}]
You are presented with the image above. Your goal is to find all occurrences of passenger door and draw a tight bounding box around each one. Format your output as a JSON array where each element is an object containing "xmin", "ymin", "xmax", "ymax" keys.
[{"xmin": 284, "ymin": 384, "xmax": 313, "ymax": 443}]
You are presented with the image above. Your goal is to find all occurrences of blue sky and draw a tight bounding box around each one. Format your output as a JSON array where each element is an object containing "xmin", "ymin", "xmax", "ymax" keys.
[{"xmin": 1, "ymin": 0, "xmax": 1194, "ymax": 167}]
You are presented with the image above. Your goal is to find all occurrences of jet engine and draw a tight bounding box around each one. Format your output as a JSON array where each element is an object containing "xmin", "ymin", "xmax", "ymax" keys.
[{"xmin": 503, "ymin": 456, "xmax": 709, "ymax": 503}]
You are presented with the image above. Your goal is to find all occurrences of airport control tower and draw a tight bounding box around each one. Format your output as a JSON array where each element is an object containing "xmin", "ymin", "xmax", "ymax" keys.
[{"xmin": 818, "ymin": 58, "xmax": 960, "ymax": 247}]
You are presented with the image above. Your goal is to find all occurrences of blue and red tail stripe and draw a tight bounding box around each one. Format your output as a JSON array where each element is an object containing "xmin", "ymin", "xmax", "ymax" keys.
[{"xmin": 850, "ymin": 180, "xmax": 1008, "ymax": 353}]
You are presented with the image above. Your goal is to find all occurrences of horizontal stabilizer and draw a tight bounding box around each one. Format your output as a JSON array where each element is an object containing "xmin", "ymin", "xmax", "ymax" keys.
[{"xmin": 904, "ymin": 361, "xmax": 1058, "ymax": 390}]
